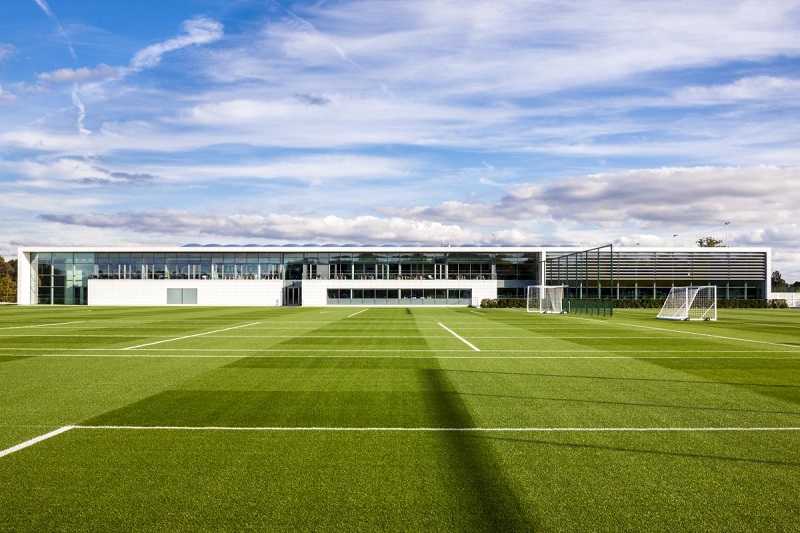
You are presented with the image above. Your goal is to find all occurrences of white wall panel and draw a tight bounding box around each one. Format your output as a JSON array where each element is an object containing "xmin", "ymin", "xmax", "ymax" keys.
[
  {"xmin": 88, "ymin": 280, "xmax": 284, "ymax": 306},
  {"xmin": 16, "ymin": 250, "xmax": 32, "ymax": 305}
]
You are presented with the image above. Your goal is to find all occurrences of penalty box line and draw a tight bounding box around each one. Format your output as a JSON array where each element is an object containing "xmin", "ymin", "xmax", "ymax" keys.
[
  {"xmin": 123, "ymin": 322, "xmax": 262, "ymax": 350},
  {"xmin": 0, "ymin": 426, "xmax": 75, "ymax": 459},
  {"xmin": 618, "ymin": 322, "xmax": 800, "ymax": 350},
  {"xmin": 439, "ymin": 323, "xmax": 480, "ymax": 351},
  {"xmin": 0, "ymin": 321, "xmax": 85, "ymax": 331},
  {"xmin": 4, "ymin": 425, "xmax": 798, "ymax": 458}
]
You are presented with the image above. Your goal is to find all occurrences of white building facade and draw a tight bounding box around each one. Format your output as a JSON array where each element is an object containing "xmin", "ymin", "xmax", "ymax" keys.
[{"xmin": 17, "ymin": 245, "xmax": 771, "ymax": 306}]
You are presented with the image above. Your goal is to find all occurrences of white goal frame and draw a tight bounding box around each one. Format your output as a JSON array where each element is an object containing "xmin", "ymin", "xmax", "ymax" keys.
[
  {"xmin": 657, "ymin": 286, "xmax": 717, "ymax": 321},
  {"xmin": 526, "ymin": 285, "xmax": 566, "ymax": 314}
]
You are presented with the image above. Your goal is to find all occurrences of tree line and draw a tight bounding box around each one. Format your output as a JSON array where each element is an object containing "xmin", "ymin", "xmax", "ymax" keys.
[
  {"xmin": 772, "ymin": 271, "xmax": 800, "ymax": 292},
  {"xmin": 0, "ymin": 255, "xmax": 18, "ymax": 303}
]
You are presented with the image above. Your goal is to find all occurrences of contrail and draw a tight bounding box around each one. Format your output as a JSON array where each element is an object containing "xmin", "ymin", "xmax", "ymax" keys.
[
  {"xmin": 269, "ymin": 0, "xmax": 389, "ymax": 94},
  {"xmin": 71, "ymin": 85, "xmax": 91, "ymax": 136},
  {"xmin": 33, "ymin": 0, "xmax": 77, "ymax": 61},
  {"xmin": 33, "ymin": 0, "xmax": 89, "ymax": 137}
]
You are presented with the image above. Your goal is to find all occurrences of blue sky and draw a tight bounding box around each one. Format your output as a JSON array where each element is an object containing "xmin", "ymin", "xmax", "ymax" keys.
[{"xmin": 2, "ymin": 0, "xmax": 800, "ymax": 278}]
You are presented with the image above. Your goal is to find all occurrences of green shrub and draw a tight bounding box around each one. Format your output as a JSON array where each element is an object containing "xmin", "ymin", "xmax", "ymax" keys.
[
  {"xmin": 479, "ymin": 297, "xmax": 789, "ymax": 309},
  {"xmin": 480, "ymin": 298, "xmax": 526, "ymax": 308}
]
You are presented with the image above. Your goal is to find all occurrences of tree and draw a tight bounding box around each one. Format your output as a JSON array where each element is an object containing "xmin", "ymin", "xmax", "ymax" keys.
[
  {"xmin": 0, "ymin": 275, "xmax": 16, "ymax": 303},
  {"xmin": 0, "ymin": 256, "xmax": 16, "ymax": 282},
  {"xmin": 772, "ymin": 271, "xmax": 788, "ymax": 290},
  {"xmin": 696, "ymin": 237, "xmax": 724, "ymax": 247}
]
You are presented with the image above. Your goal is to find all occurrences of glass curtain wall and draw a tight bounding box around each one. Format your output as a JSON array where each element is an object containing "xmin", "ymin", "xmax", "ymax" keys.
[{"xmin": 33, "ymin": 252, "xmax": 94, "ymax": 305}]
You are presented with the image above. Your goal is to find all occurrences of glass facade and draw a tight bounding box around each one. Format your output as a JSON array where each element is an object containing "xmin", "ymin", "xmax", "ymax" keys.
[
  {"xmin": 32, "ymin": 252, "xmax": 94, "ymax": 305},
  {"xmin": 26, "ymin": 248, "xmax": 768, "ymax": 305},
  {"xmin": 546, "ymin": 249, "xmax": 768, "ymax": 300}
]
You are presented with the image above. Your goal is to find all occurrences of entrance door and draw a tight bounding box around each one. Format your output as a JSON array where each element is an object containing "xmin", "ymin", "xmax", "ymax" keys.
[{"xmin": 283, "ymin": 285, "xmax": 302, "ymax": 306}]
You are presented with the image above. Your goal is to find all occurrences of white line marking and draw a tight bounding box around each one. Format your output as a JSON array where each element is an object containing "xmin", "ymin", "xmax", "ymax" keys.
[
  {"xmin": 469, "ymin": 310, "xmax": 485, "ymax": 316},
  {"xmin": 347, "ymin": 309, "xmax": 368, "ymax": 318},
  {"xmin": 0, "ymin": 426, "xmax": 75, "ymax": 458},
  {"xmin": 75, "ymin": 425, "xmax": 800, "ymax": 432},
  {"xmin": 3, "ymin": 353, "xmax": 800, "ymax": 360},
  {"xmin": 620, "ymin": 322, "xmax": 800, "ymax": 349},
  {"xmin": 123, "ymin": 322, "xmax": 261, "ymax": 350},
  {"xmin": 0, "ymin": 321, "xmax": 84, "ymax": 330},
  {"xmin": 438, "ymin": 323, "xmax": 480, "ymax": 352}
]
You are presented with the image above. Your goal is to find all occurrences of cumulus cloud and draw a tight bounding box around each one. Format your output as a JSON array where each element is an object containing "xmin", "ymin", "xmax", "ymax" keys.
[
  {"xmin": 38, "ymin": 210, "xmax": 485, "ymax": 244},
  {"xmin": 506, "ymin": 166, "xmax": 797, "ymax": 228},
  {"xmin": 380, "ymin": 165, "xmax": 800, "ymax": 231}
]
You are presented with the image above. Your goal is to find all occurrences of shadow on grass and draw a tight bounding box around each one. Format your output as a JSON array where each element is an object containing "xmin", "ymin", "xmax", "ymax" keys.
[
  {"xmin": 0, "ymin": 356, "xmax": 33, "ymax": 363},
  {"xmin": 421, "ymin": 368, "xmax": 538, "ymax": 531},
  {"xmin": 479, "ymin": 434, "xmax": 800, "ymax": 468},
  {"xmin": 445, "ymin": 368, "xmax": 800, "ymax": 389},
  {"xmin": 460, "ymin": 391, "xmax": 800, "ymax": 416}
]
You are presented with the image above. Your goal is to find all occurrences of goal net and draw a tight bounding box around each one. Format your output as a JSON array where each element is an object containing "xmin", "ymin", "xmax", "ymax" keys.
[
  {"xmin": 657, "ymin": 286, "xmax": 717, "ymax": 321},
  {"xmin": 526, "ymin": 285, "xmax": 566, "ymax": 314}
]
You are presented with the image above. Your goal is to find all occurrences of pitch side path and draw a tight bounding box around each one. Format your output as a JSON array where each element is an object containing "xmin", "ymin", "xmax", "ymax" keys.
[{"xmin": 0, "ymin": 306, "xmax": 798, "ymax": 531}]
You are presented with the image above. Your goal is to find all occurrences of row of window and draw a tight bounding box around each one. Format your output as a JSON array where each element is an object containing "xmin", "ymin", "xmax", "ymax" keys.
[{"xmin": 327, "ymin": 289, "xmax": 473, "ymax": 299}]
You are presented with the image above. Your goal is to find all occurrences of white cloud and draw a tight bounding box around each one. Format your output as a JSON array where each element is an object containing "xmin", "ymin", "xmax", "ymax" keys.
[
  {"xmin": 153, "ymin": 154, "xmax": 411, "ymax": 184},
  {"xmin": 130, "ymin": 17, "xmax": 223, "ymax": 71},
  {"xmin": 211, "ymin": 0, "xmax": 800, "ymax": 100},
  {"xmin": 2, "ymin": 153, "xmax": 409, "ymax": 188},
  {"xmin": 38, "ymin": 210, "xmax": 485, "ymax": 244},
  {"xmin": 30, "ymin": 17, "xmax": 223, "ymax": 90},
  {"xmin": 0, "ymin": 43, "xmax": 14, "ymax": 62},
  {"xmin": 5, "ymin": 1, "xmax": 800, "ymax": 279},
  {"xmin": 674, "ymin": 76, "xmax": 800, "ymax": 104},
  {"xmin": 0, "ymin": 157, "xmax": 157, "ymax": 188},
  {"xmin": 378, "ymin": 165, "xmax": 800, "ymax": 233},
  {"xmin": 0, "ymin": 85, "xmax": 16, "ymax": 103},
  {"xmin": 37, "ymin": 64, "xmax": 123, "ymax": 84},
  {"xmin": 33, "ymin": 0, "xmax": 54, "ymax": 18}
]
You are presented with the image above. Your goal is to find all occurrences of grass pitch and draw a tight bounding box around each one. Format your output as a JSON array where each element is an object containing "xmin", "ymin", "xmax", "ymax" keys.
[{"xmin": 0, "ymin": 306, "xmax": 798, "ymax": 531}]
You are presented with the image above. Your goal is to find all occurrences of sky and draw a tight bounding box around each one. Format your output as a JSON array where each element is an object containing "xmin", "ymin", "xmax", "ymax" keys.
[{"xmin": 1, "ymin": 0, "xmax": 800, "ymax": 279}]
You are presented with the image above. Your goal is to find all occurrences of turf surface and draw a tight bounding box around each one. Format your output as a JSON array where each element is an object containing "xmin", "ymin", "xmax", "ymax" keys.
[{"xmin": 0, "ymin": 306, "xmax": 798, "ymax": 531}]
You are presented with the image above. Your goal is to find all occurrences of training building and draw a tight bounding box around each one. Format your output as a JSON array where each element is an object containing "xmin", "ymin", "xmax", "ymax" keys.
[{"xmin": 17, "ymin": 245, "xmax": 771, "ymax": 306}]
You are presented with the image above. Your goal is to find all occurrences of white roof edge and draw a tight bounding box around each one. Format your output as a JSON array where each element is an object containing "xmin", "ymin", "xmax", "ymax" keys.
[{"xmin": 17, "ymin": 245, "xmax": 771, "ymax": 253}]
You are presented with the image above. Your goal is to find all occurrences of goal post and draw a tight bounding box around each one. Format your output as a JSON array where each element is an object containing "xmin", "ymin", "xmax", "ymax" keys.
[
  {"xmin": 526, "ymin": 285, "xmax": 566, "ymax": 314},
  {"xmin": 657, "ymin": 286, "xmax": 717, "ymax": 321}
]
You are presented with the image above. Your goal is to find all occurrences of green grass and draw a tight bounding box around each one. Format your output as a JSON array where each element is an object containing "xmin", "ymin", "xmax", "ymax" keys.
[{"xmin": 0, "ymin": 306, "xmax": 798, "ymax": 531}]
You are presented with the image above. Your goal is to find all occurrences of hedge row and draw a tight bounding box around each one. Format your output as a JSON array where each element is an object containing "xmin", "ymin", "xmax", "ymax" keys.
[
  {"xmin": 480, "ymin": 298, "xmax": 526, "ymax": 308},
  {"xmin": 480, "ymin": 297, "xmax": 789, "ymax": 309},
  {"xmin": 718, "ymin": 298, "xmax": 788, "ymax": 309}
]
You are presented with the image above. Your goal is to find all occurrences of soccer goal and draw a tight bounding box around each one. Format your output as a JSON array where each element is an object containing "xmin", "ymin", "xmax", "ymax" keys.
[
  {"xmin": 657, "ymin": 286, "xmax": 717, "ymax": 321},
  {"xmin": 526, "ymin": 285, "xmax": 566, "ymax": 314}
]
